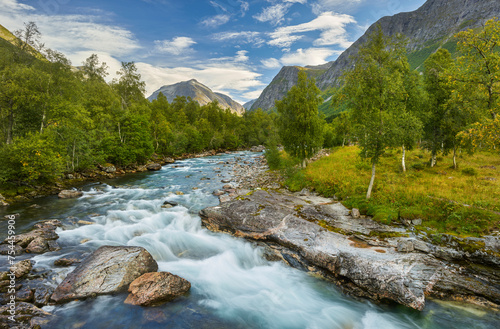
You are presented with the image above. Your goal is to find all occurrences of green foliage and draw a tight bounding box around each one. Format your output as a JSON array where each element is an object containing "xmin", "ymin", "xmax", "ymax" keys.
[
  {"xmin": 0, "ymin": 27, "xmax": 277, "ymax": 187},
  {"xmin": 276, "ymin": 70, "xmax": 324, "ymax": 167},
  {"xmin": 264, "ymin": 142, "xmax": 282, "ymax": 170},
  {"xmin": 0, "ymin": 130, "xmax": 65, "ymax": 184}
]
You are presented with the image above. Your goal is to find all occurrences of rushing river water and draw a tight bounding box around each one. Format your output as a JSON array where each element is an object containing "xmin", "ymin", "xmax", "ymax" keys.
[{"xmin": 1, "ymin": 152, "xmax": 498, "ymax": 329}]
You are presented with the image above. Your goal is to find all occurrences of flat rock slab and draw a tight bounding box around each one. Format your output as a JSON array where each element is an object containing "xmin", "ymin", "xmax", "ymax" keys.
[
  {"xmin": 51, "ymin": 245, "xmax": 158, "ymax": 303},
  {"xmin": 200, "ymin": 189, "xmax": 500, "ymax": 311},
  {"xmin": 125, "ymin": 272, "xmax": 191, "ymax": 306}
]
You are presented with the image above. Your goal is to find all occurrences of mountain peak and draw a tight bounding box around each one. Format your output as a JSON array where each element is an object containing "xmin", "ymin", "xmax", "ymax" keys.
[{"xmin": 148, "ymin": 79, "xmax": 245, "ymax": 115}]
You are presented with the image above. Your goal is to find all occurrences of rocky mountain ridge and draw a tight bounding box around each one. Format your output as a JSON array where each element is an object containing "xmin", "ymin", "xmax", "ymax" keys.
[
  {"xmin": 250, "ymin": 65, "xmax": 327, "ymax": 111},
  {"xmin": 250, "ymin": 0, "xmax": 500, "ymax": 111},
  {"xmin": 148, "ymin": 79, "xmax": 245, "ymax": 115}
]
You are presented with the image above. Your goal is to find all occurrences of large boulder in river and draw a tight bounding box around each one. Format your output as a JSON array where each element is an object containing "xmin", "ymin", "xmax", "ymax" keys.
[
  {"xmin": 200, "ymin": 189, "xmax": 500, "ymax": 311},
  {"xmin": 51, "ymin": 245, "xmax": 158, "ymax": 303},
  {"xmin": 124, "ymin": 272, "xmax": 191, "ymax": 306}
]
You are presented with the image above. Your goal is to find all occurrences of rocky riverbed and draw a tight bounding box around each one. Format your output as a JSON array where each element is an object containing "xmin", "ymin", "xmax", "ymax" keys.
[
  {"xmin": 200, "ymin": 189, "xmax": 500, "ymax": 311},
  {"xmin": 200, "ymin": 151, "xmax": 500, "ymax": 311}
]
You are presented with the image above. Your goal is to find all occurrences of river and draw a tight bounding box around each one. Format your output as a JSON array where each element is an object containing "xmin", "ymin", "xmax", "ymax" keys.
[{"xmin": 0, "ymin": 151, "xmax": 498, "ymax": 328}]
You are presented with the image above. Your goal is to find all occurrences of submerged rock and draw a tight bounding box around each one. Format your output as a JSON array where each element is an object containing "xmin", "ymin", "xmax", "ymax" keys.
[
  {"xmin": 51, "ymin": 245, "xmax": 158, "ymax": 303},
  {"xmin": 124, "ymin": 272, "xmax": 191, "ymax": 306},
  {"xmin": 200, "ymin": 189, "xmax": 500, "ymax": 311},
  {"xmin": 58, "ymin": 190, "xmax": 83, "ymax": 199}
]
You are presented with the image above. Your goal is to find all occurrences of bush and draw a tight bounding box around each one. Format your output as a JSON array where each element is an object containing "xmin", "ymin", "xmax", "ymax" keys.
[
  {"xmin": 265, "ymin": 143, "xmax": 282, "ymax": 170},
  {"xmin": 412, "ymin": 162, "xmax": 426, "ymax": 171},
  {"xmin": 0, "ymin": 132, "xmax": 65, "ymax": 184},
  {"xmin": 461, "ymin": 167, "xmax": 478, "ymax": 176}
]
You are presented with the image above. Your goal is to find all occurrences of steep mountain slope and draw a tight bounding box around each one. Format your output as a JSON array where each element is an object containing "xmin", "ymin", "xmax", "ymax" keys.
[
  {"xmin": 249, "ymin": 65, "xmax": 328, "ymax": 111},
  {"xmin": 0, "ymin": 23, "xmax": 16, "ymax": 43},
  {"xmin": 317, "ymin": 0, "xmax": 500, "ymax": 89},
  {"xmin": 252, "ymin": 0, "xmax": 500, "ymax": 111},
  {"xmin": 148, "ymin": 79, "xmax": 245, "ymax": 115},
  {"xmin": 243, "ymin": 99, "xmax": 256, "ymax": 110}
]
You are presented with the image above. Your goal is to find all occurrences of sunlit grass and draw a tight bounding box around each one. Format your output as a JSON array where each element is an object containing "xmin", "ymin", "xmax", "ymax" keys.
[{"xmin": 285, "ymin": 146, "xmax": 500, "ymax": 236}]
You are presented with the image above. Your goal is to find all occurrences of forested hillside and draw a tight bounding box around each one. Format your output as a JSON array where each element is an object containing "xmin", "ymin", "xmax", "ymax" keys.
[{"xmin": 0, "ymin": 23, "xmax": 275, "ymax": 188}]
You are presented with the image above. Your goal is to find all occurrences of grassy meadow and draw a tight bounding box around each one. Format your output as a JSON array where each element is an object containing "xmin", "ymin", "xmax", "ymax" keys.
[{"xmin": 284, "ymin": 146, "xmax": 500, "ymax": 237}]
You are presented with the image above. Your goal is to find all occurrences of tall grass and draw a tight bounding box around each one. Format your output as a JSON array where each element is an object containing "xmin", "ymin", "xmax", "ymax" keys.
[{"xmin": 284, "ymin": 146, "xmax": 500, "ymax": 236}]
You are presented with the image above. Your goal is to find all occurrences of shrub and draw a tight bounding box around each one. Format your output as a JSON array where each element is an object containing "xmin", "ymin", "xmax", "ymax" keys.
[
  {"xmin": 461, "ymin": 167, "xmax": 478, "ymax": 176},
  {"xmin": 265, "ymin": 143, "xmax": 282, "ymax": 170}
]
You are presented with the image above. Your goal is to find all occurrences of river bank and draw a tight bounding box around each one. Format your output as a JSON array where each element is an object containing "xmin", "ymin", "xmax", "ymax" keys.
[
  {"xmin": 204, "ymin": 150, "xmax": 500, "ymax": 312},
  {"xmin": 0, "ymin": 146, "xmax": 266, "ymax": 207}
]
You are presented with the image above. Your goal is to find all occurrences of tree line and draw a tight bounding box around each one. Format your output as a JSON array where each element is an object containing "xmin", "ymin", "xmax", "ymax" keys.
[
  {"xmin": 0, "ymin": 22, "xmax": 275, "ymax": 186},
  {"xmin": 274, "ymin": 19, "xmax": 500, "ymax": 199}
]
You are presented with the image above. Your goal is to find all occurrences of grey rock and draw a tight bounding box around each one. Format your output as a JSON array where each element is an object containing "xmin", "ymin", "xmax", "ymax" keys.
[
  {"xmin": 51, "ymin": 245, "xmax": 158, "ymax": 303},
  {"xmin": 0, "ymin": 244, "xmax": 23, "ymax": 256},
  {"xmin": 58, "ymin": 190, "xmax": 83, "ymax": 199},
  {"xmin": 0, "ymin": 302, "xmax": 53, "ymax": 327},
  {"xmin": 102, "ymin": 164, "xmax": 116, "ymax": 173},
  {"xmin": 146, "ymin": 163, "xmax": 162, "ymax": 171},
  {"xmin": 351, "ymin": 208, "xmax": 361, "ymax": 219},
  {"xmin": 212, "ymin": 190, "xmax": 225, "ymax": 196},
  {"xmin": 397, "ymin": 239, "xmax": 415, "ymax": 253},
  {"xmin": 10, "ymin": 259, "xmax": 34, "ymax": 278},
  {"xmin": 199, "ymin": 189, "xmax": 500, "ymax": 310},
  {"xmin": 412, "ymin": 218, "xmax": 423, "ymax": 226},
  {"xmin": 34, "ymin": 285, "xmax": 54, "ymax": 307}
]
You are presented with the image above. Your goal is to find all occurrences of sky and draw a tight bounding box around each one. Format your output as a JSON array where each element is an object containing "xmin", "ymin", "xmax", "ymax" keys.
[{"xmin": 1, "ymin": 0, "xmax": 427, "ymax": 104}]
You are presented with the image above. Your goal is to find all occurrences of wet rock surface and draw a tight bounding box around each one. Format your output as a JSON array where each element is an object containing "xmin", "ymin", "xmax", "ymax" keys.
[
  {"xmin": 124, "ymin": 272, "xmax": 191, "ymax": 306},
  {"xmin": 51, "ymin": 245, "xmax": 158, "ymax": 303},
  {"xmin": 200, "ymin": 189, "xmax": 500, "ymax": 311},
  {"xmin": 57, "ymin": 190, "xmax": 83, "ymax": 199},
  {"xmin": 0, "ymin": 220, "xmax": 62, "ymax": 256}
]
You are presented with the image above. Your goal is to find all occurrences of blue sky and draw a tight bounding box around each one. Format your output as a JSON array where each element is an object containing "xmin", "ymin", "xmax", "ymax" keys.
[{"xmin": 1, "ymin": 0, "xmax": 426, "ymax": 103}]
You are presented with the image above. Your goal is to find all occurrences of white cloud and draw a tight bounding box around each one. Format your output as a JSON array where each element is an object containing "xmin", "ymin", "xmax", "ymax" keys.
[
  {"xmin": 280, "ymin": 47, "xmax": 339, "ymax": 66},
  {"xmin": 0, "ymin": 0, "xmax": 35, "ymax": 12},
  {"xmin": 253, "ymin": 2, "xmax": 293, "ymax": 26},
  {"xmin": 154, "ymin": 37, "xmax": 196, "ymax": 55},
  {"xmin": 0, "ymin": 2, "xmax": 140, "ymax": 58},
  {"xmin": 312, "ymin": 0, "xmax": 363, "ymax": 14},
  {"xmin": 268, "ymin": 11, "xmax": 355, "ymax": 48},
  {"xmin": 201, "ymin": 14, "xmax": 230, "ymax": 28},
  {"xmin": 261, "ymin": 58, "xmax": 282, "ymax": 69},
  {"xmin": 212, "ymin": 31, "xmax": 264, "ymax": 46},
  {"xmin": 243, "ymin": 89, "xmax": 264, "ymax": 100},
  {"xmin": 285, "ymin": 0, "xmax": 308, "ymax": 3},
  {"xmin": 235, "ymin": 50, "xmax": 249, "ymax": 62},
  {"xmin": 239, "ymin": 1, "xmax": 250, "ymax": 16}
]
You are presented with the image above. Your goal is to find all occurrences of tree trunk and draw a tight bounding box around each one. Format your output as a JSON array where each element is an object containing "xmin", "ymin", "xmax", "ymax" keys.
[
  {"xmin": 430, "ymin": 153, "xmax": 437, "ymax": 168},
  {"xmin": 40, "ymin": 108, "xmax": 46, "ymax": 134},
  {"xmin": 302, "ymin": 158, "xmax": 307, "ymax": 168},
  {"xmin": 401, "ymin": 145, "xmax": 406, "ymax": 173},
  {"xmin": 453, "ymin": 144, "xmax": 457, "ymax": 169},
  {"xmin": 342, "ymin": 136, "xmax": 345, "ymax": 147},
  {"xmin": 366, "ymin": 162, "xmax": 376, "ymax": 200},
  {"xmin": 118, "ymin": 122, "xmax": 123, "ymax": 143},
  {"xmin": 6, "ymin": 103, "xmax": 14, "ymax": 144},
  {"xmin": 72, "ymin": 139, "xmax": 76, "ymax": 172}
]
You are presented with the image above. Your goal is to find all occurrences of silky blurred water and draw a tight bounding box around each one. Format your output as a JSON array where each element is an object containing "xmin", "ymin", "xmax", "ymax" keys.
[{"xmin": 1, "ymin": 152, "xmax": 498, "ymax": 329}]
